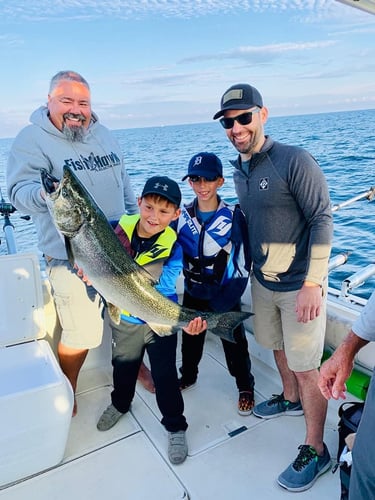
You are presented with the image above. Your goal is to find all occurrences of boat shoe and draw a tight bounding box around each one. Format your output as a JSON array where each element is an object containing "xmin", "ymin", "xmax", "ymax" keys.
[{"xmin": 168, "ymin": 431, "xmax": 188, "ymax": 465}]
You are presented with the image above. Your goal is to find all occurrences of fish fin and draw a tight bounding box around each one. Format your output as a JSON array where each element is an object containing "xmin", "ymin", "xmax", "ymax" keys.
[
  {"xmin": 107, "ymin": 303, "xmax": 121, "ymax": 325},
  {"xmin": 208, "ymin": 310, "xmax": 253, "ymax": 343},
  {"xmin": 64, "ymin": 237, "xmax": 75, "ymax": 267},
  {"xmin": 147, "ymin": 322, "xmax": 174, "ymax": 337},
  {"xmin": 137, "ymin": 265, "xmax": 158, "ymax": 286},
  {"xmin": 130, "ymin": 259, "xmax": 158, "ymax": 286}
]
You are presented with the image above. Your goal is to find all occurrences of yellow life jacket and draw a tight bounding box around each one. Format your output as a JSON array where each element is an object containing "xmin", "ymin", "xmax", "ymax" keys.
[{"xmin": 117, "ymin": 214, "xmax": 177, "ymax": 320}]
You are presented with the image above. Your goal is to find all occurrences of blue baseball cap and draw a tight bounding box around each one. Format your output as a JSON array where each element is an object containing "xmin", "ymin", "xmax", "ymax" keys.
[{"xmin": 182, "ymin": 152, "xmax": 223, "ymax": 181}]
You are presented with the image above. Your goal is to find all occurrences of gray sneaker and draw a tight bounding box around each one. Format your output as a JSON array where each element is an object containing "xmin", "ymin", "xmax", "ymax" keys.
[
  {"xmin": 253, "ymin": 393, "xmax": 304, "ymax": 419},
  {"xmin": 97, "ymin": 404, "xmax": 124, "ymax": 431},
  {"xmin": 168, "ymin": 431, "xmax": 188, "ymax": 465}
]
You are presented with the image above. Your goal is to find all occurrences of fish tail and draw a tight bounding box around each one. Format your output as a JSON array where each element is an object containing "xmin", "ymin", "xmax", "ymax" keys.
[{"xmin": 207, "ymin": 310, "xmax": 253, "ymax": 343}]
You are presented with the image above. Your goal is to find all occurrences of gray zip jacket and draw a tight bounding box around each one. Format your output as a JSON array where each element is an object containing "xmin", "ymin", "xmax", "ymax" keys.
[
  {"xmin": 232, "ymin": 136, "xmax": 333, "ymax": 291},
  {"xmin": 7, "ymin": 106, "xmax": 138, "ymax": 259}
]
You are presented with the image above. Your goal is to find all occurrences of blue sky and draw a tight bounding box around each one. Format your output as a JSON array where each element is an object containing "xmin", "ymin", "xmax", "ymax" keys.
[{"xmin": 0, "ymin": 0, "xmax": 374, "ymax": 138}]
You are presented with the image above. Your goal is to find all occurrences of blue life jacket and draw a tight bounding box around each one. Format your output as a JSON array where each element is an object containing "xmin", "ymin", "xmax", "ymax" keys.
[{"xmin": 175, "ymin": 197, "xmax": 251, "ymax": 311}]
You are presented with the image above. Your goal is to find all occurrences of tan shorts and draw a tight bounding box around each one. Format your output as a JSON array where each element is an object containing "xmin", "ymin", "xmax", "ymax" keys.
[
  {"xmin": 250, "ymin": 276, "xmax": 326, "ymax": 372},
  {"xmin": 46, "ymin": 258, "xmax": 105, "ymax": 349}
]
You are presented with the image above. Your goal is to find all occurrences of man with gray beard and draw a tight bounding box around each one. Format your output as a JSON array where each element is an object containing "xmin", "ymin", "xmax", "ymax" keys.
[{"xmin": 6, "ymin": 70, "xmax": 154, "ymax": 416}]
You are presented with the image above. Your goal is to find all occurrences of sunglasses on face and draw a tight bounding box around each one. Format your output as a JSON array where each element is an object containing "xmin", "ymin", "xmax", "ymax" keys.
[
  {"xmin": 188, "ymin": 175, "xmax": 220, "ymax": 183},
  {"xmin": 219, "ymin": 108, "xmax": 260, "ymax": 129}
]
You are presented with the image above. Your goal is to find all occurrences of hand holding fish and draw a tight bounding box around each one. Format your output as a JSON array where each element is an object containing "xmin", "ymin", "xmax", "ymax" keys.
[
  {"xmin": 40, "ymin": 170, "xmax": 60, "ymax": 201},
  {"xmin": 183, "ymin": 317, "xmax": 207, "ymax": 335},
  {"xmin": 74, "ymin": 264, "xmax": 92, "ymax": 286}
]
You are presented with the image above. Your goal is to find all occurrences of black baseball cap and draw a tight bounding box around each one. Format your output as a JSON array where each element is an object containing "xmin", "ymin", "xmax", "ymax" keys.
[
  {"xmin": 213, "ymin": 83, "xmax": 263, "ymax": 120},
  {"xmin": 141, "ymin": 176, "xmax": 181, "ymax": 207}
]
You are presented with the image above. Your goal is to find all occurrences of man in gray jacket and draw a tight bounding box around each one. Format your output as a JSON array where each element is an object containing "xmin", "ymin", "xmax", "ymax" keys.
[
  {"xmin": 7, "ymin": 70, "xmax": 141, "ymax": 415},
  {"xmin": 214, "ymin": 83, "xmax": 333, "ymax": 492}
]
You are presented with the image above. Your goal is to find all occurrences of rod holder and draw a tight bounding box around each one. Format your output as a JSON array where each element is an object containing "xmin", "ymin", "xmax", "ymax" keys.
[{"xmin": 341, "ymin": 264, "xmax": 375, "ymax": 297}]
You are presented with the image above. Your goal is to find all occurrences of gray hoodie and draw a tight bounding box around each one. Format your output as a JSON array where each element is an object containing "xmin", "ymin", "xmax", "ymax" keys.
[{"xmin": 7, "ymin": 106, "xmax": 138, "ymax": 259}]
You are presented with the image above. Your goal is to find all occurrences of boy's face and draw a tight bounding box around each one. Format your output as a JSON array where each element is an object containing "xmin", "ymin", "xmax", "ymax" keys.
[
  {"xmin": 137, "ymin": 195, "xmax": 181, "ymax": 238},
  {"xmin": 188, "ymin": 176, "xmax": 224, "ymax": 203}
]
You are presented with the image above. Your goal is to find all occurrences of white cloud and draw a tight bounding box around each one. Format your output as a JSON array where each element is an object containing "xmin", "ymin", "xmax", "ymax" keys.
[
  {"xmin": 0, "ymin": 34, "xmax": 23, "ymax": 47},
  {"xmin": 0, "ymin": 0, "xmax": 343, "ymax": 22}
]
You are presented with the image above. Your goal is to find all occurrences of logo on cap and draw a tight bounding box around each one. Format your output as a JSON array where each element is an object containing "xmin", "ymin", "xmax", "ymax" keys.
[
  {"xmin": 222, "ymin": 89, "xmax": 244, "ymax": 104},
  {"xmin": 154, "ymin": 182, "xmax": 169, "ymax": 192},
  {"xmin": 193, "ymin": 156, "xmax": 203, "ymax": 166}
]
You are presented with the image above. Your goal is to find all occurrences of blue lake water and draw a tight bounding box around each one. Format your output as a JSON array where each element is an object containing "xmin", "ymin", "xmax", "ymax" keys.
[{"xmin": 1, "ymin": 108, "xmax": 374, "ymax": 298}]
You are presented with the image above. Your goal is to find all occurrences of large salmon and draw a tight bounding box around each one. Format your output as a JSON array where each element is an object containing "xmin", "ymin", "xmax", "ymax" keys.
[{"xmin": 41, "ymin": 167, "xmax": 251, "ymax": 342}]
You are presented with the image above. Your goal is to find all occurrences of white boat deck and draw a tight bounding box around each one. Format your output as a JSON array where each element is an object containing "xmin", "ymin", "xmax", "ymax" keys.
[{"xmin": 0, "ymin": 329, "xmax": 351, "ymax": 500}]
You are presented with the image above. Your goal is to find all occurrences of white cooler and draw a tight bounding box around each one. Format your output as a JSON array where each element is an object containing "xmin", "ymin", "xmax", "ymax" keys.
[{"xmin": 0, "ymin": 253, "xmax": 73, "ymax": 487}]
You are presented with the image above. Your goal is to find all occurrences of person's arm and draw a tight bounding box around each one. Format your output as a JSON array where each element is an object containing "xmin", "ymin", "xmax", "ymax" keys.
[
  {"xmin": 120, "ymin": 164, "xmax": 138, "ymax": 215},
  {"xmin": 318, "ymin": 330, "xmax": 368, "ymax": 400},
  {"xmin": 7, "ymin": 132, "xmax": 50, "ymax": 214},
  {"xmin": 155, "ymin": 242, "xmax": 183, "ymax": 298},
  {"xmin": 292, "ymin": 150, "xmax": 333, "ymax": 322},
  {"xmin": 319, "ymin": 290, "xmax": 375, "ymax": 399}
]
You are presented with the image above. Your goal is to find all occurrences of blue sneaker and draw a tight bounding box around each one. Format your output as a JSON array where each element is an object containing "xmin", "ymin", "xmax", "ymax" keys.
[
  {"xmin": 277, "ymin": 444, "xmax": 331, "ymax": 492},
  {"xmin": 253, "ymin": 393, "xmax": 303, "ymax": 419}
]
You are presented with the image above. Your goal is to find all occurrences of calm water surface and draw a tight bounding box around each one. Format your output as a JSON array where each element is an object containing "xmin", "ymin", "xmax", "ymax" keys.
[{"xmin": 1, "ymin": 109, "xmax": 374, "ymax": 298}]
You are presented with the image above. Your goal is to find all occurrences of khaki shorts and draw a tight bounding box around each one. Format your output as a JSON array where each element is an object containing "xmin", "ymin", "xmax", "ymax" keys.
[
  {"xmin": 46, "ymin": 258, "xmax": 105, "ymax": 349},
  {"xmin": 250, "ymin": 276, "xmax": 326, "ymax": 372}
]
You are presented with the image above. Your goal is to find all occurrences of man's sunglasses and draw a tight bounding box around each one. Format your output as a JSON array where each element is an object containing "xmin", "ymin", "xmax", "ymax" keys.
[
  {"xmin": 219, "ymin": 109, "xmax": 260, "ymax": 129},
  {"xmin": 188, "ymin": 175, "xmax": 220, "ymax": 183}
]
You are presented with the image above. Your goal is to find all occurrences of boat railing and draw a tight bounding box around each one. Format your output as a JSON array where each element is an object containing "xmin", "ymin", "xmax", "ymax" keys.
[
  {"xmin": 327, "ymin": 252, "xmax": 374, "ymax": 307},
  {"xmin": 327, "ymin": 187, "xmax": 375, "ymax": 306},
  {"xmin": 341, "ymin": 264, "xmax": 375, "ymax": 298},
  {"xmin": 331, "ymin": 186, "xmax": 375, "ymax": 212}
]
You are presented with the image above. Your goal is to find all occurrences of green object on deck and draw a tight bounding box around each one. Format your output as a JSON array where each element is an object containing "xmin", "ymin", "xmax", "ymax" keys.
[
  {"xmin": 321, "ymin": 350, "xmax": 370, "ymax": 401},
  {"xmin": 346, "ymin": 368, "xmax": 370, "ymax": 401}
]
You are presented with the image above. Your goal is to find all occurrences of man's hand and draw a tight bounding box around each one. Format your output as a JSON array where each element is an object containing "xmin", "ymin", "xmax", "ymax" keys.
[
  {"xmin": 318, "ymin": 330, "xmax": 367, "ymax": 400},
  {"xmin": 296, "ymin": 282, "xmax": 322, "ymax": 323},
  {"xmin": 318, "ymin": 353, "xmax": 352, "ymax": 400}
]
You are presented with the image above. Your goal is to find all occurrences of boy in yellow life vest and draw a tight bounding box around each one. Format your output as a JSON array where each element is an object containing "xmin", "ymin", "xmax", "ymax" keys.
[{"xmin": 96, "ymin": 175, "xmax": 205, "ymax": 465}]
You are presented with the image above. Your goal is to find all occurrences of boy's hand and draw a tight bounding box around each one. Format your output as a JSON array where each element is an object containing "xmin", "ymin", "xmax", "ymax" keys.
[{"xmin": 184, "ymin": 317, "xmax": 207, "ymax": 335}]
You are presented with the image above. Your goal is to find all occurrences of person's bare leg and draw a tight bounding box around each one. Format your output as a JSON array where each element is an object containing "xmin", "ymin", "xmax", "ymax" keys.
[
  {"xmin": 295, "ymin": 368, "xmax": 327, "ymax": 455},
  {"xmin": 273, "ymin": 349, "xmax": 299, "ymax": 402},
  {"xmin": 58, "ymin": 342, "xmax": 88, "ymax": 416},
  {"xmin": 137, "ymin": 361, "xmax": 155, "ymax": 393}
]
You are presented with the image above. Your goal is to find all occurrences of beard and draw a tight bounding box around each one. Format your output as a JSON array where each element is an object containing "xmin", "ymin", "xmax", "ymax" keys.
[
  {"xmin": 62, "ymin": 113, "xmax": 87, "ymax": 142},
  {"xmin": 230, "ymin": 127, "xmax": 263, "ymax": 156}
]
